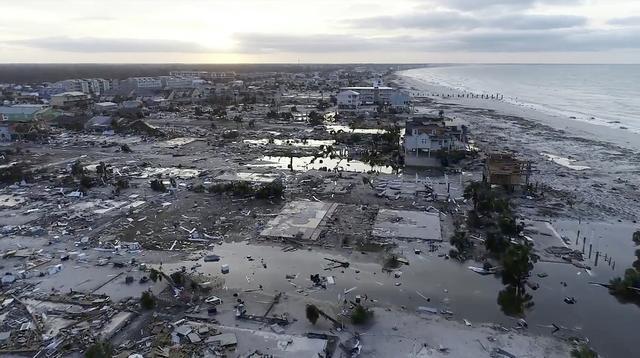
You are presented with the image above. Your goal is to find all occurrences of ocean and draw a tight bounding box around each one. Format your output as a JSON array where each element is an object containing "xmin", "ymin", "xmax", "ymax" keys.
[{"xmin": 401, "ymin": 64, "xmax": 640, "ymax": 133}]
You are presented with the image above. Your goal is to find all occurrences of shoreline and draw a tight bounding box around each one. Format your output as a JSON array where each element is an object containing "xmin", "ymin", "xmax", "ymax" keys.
[
  {"xmin": 395, "ymin": 70, "xmax": 640, "ymax": 153},
  {"xmin": 393, "ymin": 69, "xmax": 640, "ymax": 222}
]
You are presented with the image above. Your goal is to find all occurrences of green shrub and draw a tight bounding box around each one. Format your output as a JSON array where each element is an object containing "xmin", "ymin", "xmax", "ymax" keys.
[
  {"xmin": 140, "ymin": 291, "xmax": 156, "ymax": 310},
  {"xmin": 351, "ymin": 305, "xmax": 373, "ymax": 325}
]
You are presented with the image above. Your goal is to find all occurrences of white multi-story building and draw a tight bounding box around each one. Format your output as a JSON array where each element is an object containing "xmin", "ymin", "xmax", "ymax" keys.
[
  {"xmin": 169, "ymin": 71, "xmax": 207, "ymax": 78},
  {"xmin": 53, "ymin": 79, "xmax": 89, "ymax": 94},
  {"xmin": 336, "ymin": 90, "xmax": 360, "ymax": 110},
  {"xmin": 207, "ymin": 72, "xmax": 236, "ymax": 80},
  {"xmin": 86, "ymin": 79, "xmax": 111, "ymax": 94},
  {"xmin": 339, "ymin": 86, "xmax": 395, "ymax": 105},
  {"xmin": 52, "ymin": 78, "xmax": 111, "ymax": 95},
  {"xmin": 168, "ymin": 71, "xmax": 235, "ymax": 80},
  {"xmin": 124, "ymin": 77, "xmax": 163, "ymax": 89},
  {"xmin": 337, "ymin": 86, "xmax": 411, "ymax": 112},
  {"xmin": 169, "ymin": 71, "xmax": 209, "ymax": 78},
  {"xmin": 159, "ymin": 76, "xmax": 194, "ymax": 89}
]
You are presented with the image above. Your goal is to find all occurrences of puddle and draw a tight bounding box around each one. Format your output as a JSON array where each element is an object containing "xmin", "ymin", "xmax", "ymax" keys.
[
  {"xmin": 244, "ymin": 139, "xmax": 335, "ymax": 147},
  {"xmin": 250, "ymin": 155, "xmax": 396, "ymax": 174},
  {"xmin": 541, "ymin": 153, "xmax": 590, "ymax": 171},
  {"xmin": 139, "ymin": 167, "xmax": 201, "ymax": 179},
  {"xmin": 154, "ymin": 137, "xmax": 201, "ymax": 148},
  {"xmin": 326, "ymin": 125, "xmax": 388, "ymax": 135},
  {"xmin": 215, "ymin": 172, "xmax": 281, "ymax": 183}
]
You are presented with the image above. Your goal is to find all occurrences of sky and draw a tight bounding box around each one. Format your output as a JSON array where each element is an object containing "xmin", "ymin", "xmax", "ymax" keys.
[{"xmin": 1, "ymin": 0, "xmax": 640, "ymax": 63}]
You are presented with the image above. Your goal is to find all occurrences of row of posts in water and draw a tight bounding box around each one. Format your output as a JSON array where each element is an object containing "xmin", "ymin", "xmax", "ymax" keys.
[
  {"xmin": 576, "ymin": 229, "xmax": 616, "ymax": 270},
  {"xmin": 412, "ymin": 92, "xmax": 505, "ymax": 100}
]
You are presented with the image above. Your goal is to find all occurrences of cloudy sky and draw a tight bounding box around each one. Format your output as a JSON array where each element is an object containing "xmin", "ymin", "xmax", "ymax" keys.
[{"xmin": 1, "ymin": 0, "xmax": 640, "ymax": 63}]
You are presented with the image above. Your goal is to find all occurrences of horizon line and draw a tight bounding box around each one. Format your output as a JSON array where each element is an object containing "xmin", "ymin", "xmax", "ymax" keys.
[{"xmin": 0, "ymin": 62, "xmax": 638, "ymax": 66}]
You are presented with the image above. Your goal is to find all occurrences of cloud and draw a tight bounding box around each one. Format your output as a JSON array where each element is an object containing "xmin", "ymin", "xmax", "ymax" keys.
[
  {"xmin": 72, "ymin": 16, "xmax": 117, "ymax": 22},
  {"xmin": 348, "ymin": 11, "xmax": 480, "ymax": 30},
  {"xmin": 232, "ymin": 33, "xmax": 384, "ymax": 53},
  {"xmin": 607, "ymin": 16, "xmax": 640, "ymax": 26},
  {"xmin": 436, "ymin": 0, "xmax": 584, "ymax": 11},
  {"xmin": 436, "ymin": 28, "xmax": 640, "ymax": 52},
  {"xmin": 6, "ymin": 28, "xmax": 640, "ymax": 57},
  {"xmin": 232, "ymin": 28, "xmax": 640, "ymax": 54},
  {"xmin": 7, "ymin": 36, "xmax": 212, "ymax": 53},
  {"xmin": 491, "ymin": 14, "xmax": 586, "ymax": 30},
  {"xmin": 348, "ymin": 12, "xmax": 586, "ymax": 30}
]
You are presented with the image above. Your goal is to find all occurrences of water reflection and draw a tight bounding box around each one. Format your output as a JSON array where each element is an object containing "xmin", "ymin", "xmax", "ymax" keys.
[
  {"xmin": 244, "ymin": 138, "xmax": 335, "ymax": 147},
  {"xmin": 252, "ymin": 155, "xmax": 397, "ymax": 174},
  {"xmin": 497, "ymin": 285, "xmax": 534, "ymax": 317}
]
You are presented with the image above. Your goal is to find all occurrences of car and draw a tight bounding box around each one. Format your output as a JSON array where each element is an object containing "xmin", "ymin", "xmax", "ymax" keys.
[{"xmin": 205, "ymin": 296, "xmax": 223, "ymax": 305}]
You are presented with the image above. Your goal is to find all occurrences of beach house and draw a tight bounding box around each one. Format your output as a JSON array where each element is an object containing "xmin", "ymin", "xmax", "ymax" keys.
[
  {"xmin": 403, "ymin": 117, "xmax": 468, "ymax": 167},
  {"xmin": 337, "ymin": 86, "xmax": 411, "ymax": 113}
]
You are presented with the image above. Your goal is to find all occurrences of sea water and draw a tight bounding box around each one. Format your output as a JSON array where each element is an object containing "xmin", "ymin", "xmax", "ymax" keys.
[{"xmin": 402, "ymin": 64, "xmax": 640, "ymax": 133}]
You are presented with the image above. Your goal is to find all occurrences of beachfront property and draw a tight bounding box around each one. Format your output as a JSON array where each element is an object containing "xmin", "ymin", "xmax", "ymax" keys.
[
  {"xmin": 336, "ymin": 86, "xmax": 411, "ymax": 113},
  {"xmin": 403, "ymin": 117, "xmax": 468, "ymax": 167},
  {"xmin": 336, "ymin": 89, "xmax": 360, "ymax": 111}
]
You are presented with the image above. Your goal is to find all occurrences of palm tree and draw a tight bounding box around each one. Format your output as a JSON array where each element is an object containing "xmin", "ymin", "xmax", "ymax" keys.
[{"xmin": 306, "ymin": 304, "xmax": 320, "ymax": 324}]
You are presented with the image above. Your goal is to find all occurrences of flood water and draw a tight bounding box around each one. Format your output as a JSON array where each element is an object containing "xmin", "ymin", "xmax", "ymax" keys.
[
  {"xmin": 160, "ymin": 218, "xmax": 640, "ymax": 357},
  {"xmin": 251, "ymin": 155, "xmax": 396, "ymax": 174},
  {"xmin": 244, "ymin": 139, "xmax": 335, "ymax": 147},
  {"xmin": 541, "ymin": 153, "xmax": 591, "ymax": 171},
  {"xmin": 326, "ymin": 125, "xmax": 388, "ymax": 135}
]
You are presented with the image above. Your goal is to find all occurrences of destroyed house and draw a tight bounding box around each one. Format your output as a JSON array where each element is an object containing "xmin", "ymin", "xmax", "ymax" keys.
[
  {"xmin": 85, "ymin": 115, "xmax": 113, "ymax": 132},
  {"xmin": 167, "ymin": 88, "xmax": 204, "ymax": 104},
  {"xmin": 50, "ymin": 92, "xmax": 91, "ymax": 109},
  {"xmin": 0, "ymin": 105, "xmax": 49, "ymax": 141},
  {"xmin": 483, "ymin": 153, "xmax": 526, "ymax": 188}
]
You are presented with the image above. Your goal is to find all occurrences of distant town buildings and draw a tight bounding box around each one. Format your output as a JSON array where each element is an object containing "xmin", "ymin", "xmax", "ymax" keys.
[
  {"xmin": 169, "ymin": 71, "xmax": 236, "ymax": 81},
  {"xmin": 51, "ymin": 78, "xmax": 112, "ymax": 95},
  {"xmin": 123, "ymin": 77, "xmax": 163, "ymax": 89}
]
